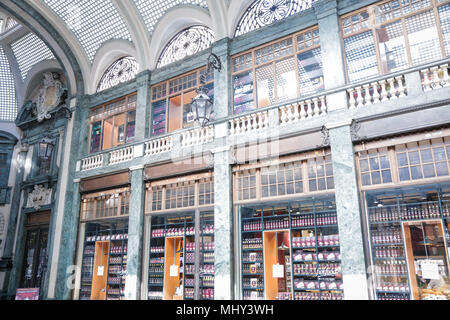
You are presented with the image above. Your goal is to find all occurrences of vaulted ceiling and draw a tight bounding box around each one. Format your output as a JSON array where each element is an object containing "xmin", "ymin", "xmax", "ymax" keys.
[{"xmin": 0, "ymin": 0, "xmax": 318, "ymax": 122}]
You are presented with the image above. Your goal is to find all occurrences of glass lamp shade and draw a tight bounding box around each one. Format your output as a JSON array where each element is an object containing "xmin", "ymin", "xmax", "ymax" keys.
[
  {"xmin": 191, "ymin": 87, "xmax": 213, "ymax": 127},
  {"xmin": 39, "ymin": 139, "xmax": 54, "ymax": 160}
]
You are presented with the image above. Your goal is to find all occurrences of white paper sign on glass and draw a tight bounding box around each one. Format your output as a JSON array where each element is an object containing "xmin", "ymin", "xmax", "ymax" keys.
[
  {"xmin": 97, "ymin": 266, "xmax": 104, "ymax": 276},
  {"xmin": 273, "ymin": 263, "xmax": 284, "ymax": 278},
  {"xmin": 421, "ymin": 260, "xmax": 440, "ymax": 280},
  {"xmin": 170, "ymin": 264, "xmax": 179, "ymax": 277}
]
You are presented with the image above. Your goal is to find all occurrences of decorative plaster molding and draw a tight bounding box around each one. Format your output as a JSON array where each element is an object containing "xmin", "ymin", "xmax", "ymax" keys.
[
  {"xmin": 33, "ymin": 72, "xmax": 65, "ymax": 122},
  {"xmin": 26, "ymin": 184, "xmax": 52, "ymax": 210}
]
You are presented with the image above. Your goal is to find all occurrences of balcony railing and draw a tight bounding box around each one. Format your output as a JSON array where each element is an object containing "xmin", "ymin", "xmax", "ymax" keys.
[
  {"xmin": 81, "ymin": 154, "xmax": 103, "ymax": 171},
  {"xmin": 229, "ymin": 110, "xmax": 269, "ymax": 136},
  {"xmin": 145, "ymin": 136, "xmax": 173, "ymax": 156},
  {"xmin": 279, "ymin": 96, "xmax": 327, "ymax": 125},
  {"xmin": 421, "ymin": 63, "xmax": 450, "ymax": 91},
  {"xmin": 181, "ymin": 125, "xmax": 214, "ymax": 147},
  {"xmin": 109, "ymin": 146, "xmax": 134, "ymax": 165}
]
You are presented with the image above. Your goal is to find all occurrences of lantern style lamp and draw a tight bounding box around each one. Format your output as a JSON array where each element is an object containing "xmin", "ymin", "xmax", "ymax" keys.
[
  {"xmin": 190, "ymin": 52, "xmax": 221, "ymax": 127},
  {"xmin": 38, "ymin": 137, "xmax": 54, "ymax": 161}
]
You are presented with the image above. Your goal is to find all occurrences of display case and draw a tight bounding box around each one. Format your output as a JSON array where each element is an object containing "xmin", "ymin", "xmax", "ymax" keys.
[
  {"xmin": 366, "ymin": 184, "xmax": 450, "ymax": 300},
  {"xmin": 148, "ymin": 212, "xmax": 214, "ymax": 300},
  {"xmin": 79, "ymin": 220, "xmax": 128, "ymax": 300},
  {"xmin": 240, "ymin": 197, "xmax": 344, "ymax": 300}
]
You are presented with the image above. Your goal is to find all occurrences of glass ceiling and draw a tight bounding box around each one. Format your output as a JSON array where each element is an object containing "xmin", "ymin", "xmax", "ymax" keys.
[{"xmin": 0, "ymin": 46, "xmax": 17, "ymax": 122}]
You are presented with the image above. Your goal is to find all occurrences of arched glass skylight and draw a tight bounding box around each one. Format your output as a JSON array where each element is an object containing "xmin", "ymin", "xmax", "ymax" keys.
[
  {"xmin": 97, "ymin": 56, "xmax": 139, "ymax": 92},
  {"xmin": 11, "ymin": 33, "xmax": 55, "ymax": 80},
  {"xmin": 0, "ymin": 46, "xmax": 17, "ymax": 122},
  {"xmin": 5, "ymin": 17, "xmax": 17, "ymax": 30},
  {"xmin": 134, "ymin": 0, "xmax": 208, "ymax": 34},
  {"xmin": 43, "ymin": 0, "xmax": 132, "ymax": 62},
  {"xmin": 235, "ymin": 0, "xmax": 317, "ymax": 37},
  {"xmin": 157, "ymin": 25, "xmax": 214, "ymax": 68}
]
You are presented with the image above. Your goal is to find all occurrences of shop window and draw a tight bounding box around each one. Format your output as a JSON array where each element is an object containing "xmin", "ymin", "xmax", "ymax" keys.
[
  {"xmin": 80, "ymin": 187, "xmax": 131, "ymax": 221},
  {"xmin": 88, "ymin": 93, "xmax": 136, "ymax": 153},
  {"xmin": 342, "ymin": 0, "xmax": 449, "ymax": 83},
  {"xmin": 260, "ymin": 162, "xmax": 303, "ymax": 198},
  {"xmin": 236, "ymin": 169, "xmax": 258, "ymax": 201},
  {"xmin": 307, "ymin": 155, "xmax": 334, "ymax": 191},
  {"xmin": 150, "ymin": 68, "xmax": 214, "ymax": 136},
  {"xmin": 145, "ymin": 173, "xmax": 214, "ymax": 213},
  {"xmin": 240, "ymin": 197, "xmax": 343, "ymax": 300},
  {"xmin": 395, "ymin": 138, "xmax": 450, "ymax": 182},
  {"xmin": 232, "ymin": 27, "xmax": 323, "ymax": 114},
  {"xmin": 79, "ymin": 220, "xmax": 128, "ymax": 300},
  {"xmin": 365, "ymin": 184, "xmax": 450, "ymax": 300},
  {"xmin": 358, "ymin": 148, "xmax": 393, "ymax": 186}
]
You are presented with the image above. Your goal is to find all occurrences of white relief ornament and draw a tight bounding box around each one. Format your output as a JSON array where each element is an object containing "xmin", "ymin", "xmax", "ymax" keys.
[
  {"xmin": 33, "ymin": 72, "xmax": 64, "ymax": 122},
  {"xmin": 26, "ymin": 185, "xmax": 52, "ymax": 210}
]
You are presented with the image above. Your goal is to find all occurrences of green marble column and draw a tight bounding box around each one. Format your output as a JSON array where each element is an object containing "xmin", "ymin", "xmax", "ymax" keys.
[
  {"xmin": 124, "ymin": 165, "xmax": 145, "ymax": 300},
  {"xmin": 327, "ymin": 121, "xmax": 369, "ymax": 300},
  {"xmin": 213, "ymin": 148, "xmax": 234, "ymax": 300},
  {"xmin": 211, "ymin": 38, "xmax": 231, "ymax": 120},
  {"xmin": 134, "ymin": 71, "xmax": 151, "ymax": 141}
]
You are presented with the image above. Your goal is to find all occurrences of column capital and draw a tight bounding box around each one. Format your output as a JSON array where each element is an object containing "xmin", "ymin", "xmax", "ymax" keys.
[
  {"xmin": 129, "ymin": 164, "xmax": 144, "ymax": 171},
  {"xmin": 325, "ymin": 118, "xmax": 353, "ymax": 130},
  {"xmin": 211, "ymin": 37, "xmax": 231, "ymax": 57}
]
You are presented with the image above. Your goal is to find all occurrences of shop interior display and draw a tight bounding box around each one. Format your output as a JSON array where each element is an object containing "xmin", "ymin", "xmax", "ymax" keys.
[
  {"xmin": 367, "ymin": 185, "xmax": 450, "ymax": 300},
  {"xmin": 148, "ymin": 212, "xmax": 214, "ymax": 300},
  {"xmin": 80, "ymin": 220, "xmax": 128, "ymax": 300},
  {"xmin": 241, "ymin": 198, "xmax": 344, "ymax": 300}
]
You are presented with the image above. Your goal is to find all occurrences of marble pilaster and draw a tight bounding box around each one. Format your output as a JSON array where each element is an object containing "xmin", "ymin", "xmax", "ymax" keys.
[
  {"xmin": 213, "ymin": 148, "xmax": 233, "ymax": 300},
  {"xmin": 124, "ymin": 166, "xmax": 145, "ymax": 300},
  {"xmin": 327, "ymin": 122, "xmax": 369, "ymax": 300},
  {"xmin": 134, "ymin": 71, "xmax": 151, "ymax": 140},
  {"xmin": 211, "ymin": 38, "xmax": 231, "ymax": 119}
]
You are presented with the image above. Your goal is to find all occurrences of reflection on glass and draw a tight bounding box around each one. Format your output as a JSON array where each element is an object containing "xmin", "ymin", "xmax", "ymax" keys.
[
  {"xmin": 297, "ymin": 48, "xmax": 324, "ymax": 95},
  {"xmin": 256, "ymin": 64, "xmax": 275, "ymax": 108},
  {"xmin": 376, "ymin": 21, "xmax": 408, "ymax": 74},
  {"xmin": 276, "ymin": 57, "xmax": 297, "ymax": 102}
]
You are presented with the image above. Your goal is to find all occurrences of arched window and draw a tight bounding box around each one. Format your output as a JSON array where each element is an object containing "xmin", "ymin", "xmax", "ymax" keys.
[
  {"xmin": 235, "ymin": 0, "xmax": 317, "ymax": 37},
  {"xmin": 157, "ymin": 25, "xmax": 215, "ymax": 68},
  {"xmin": 97, "ymin": 56, "xmax": 139, "ymax": 92}
]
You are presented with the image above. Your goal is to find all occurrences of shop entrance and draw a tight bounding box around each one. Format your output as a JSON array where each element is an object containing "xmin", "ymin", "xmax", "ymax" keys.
[
  {"xmin": 20, "ymin": 211, "xmax": 50, "ymax": 296},
  {"xmin": 403, "ymin": 220, "xmax": 450, "ymax": 300}
]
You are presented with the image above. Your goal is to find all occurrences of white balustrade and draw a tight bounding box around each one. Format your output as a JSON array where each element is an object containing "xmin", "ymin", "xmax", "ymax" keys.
[
  {"xmin": 181, "ymin": 125, "xmax": 214, "ymax": 147},
  {"xmin": 81, "ymin": 154, "xmax": 103, "ymax": 171},
  {"xmin": 279, "ymin": 96, "xmax": 327, "ymax": 125},
  {"xmin": 109, "ymin": 146, "xmax": 134, "ymax": 165},
  {"xmin": 347, "ymin": 76, "xmax": 407, "ymax": 109},
  {"xmin": 421, "ymin": 64, "xmax": 450, "ymax": 91},
  {"xmin": 229, "ymin": 110, "xmax": 269, "ymax": 135},
  {"xmin": 145, "ymin": 136, "xmax": 173, "ymax": 156}
]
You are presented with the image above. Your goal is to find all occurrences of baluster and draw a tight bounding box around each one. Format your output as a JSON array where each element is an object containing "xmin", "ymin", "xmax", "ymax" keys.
[
  {"xmin": 280, "ymin": 106, "xmax": 288, "ymax": 125},
  {"xmin": 430, "ymin": 66, "xmax": 440, "ymax": 89},
  {"xmin": 422, "ymin": 69, "xmax": 432, "ymax": 91},
  {"xmin": 299, "ymin": 102, "xmax": 307, "ymax": 120},
  {"xmin": 379, "ymin": 80, "xmax": 389, "ymax": 102},
  {"xmin": 229, "ymin": 120, "xmax": 235, "ymax": 136},
  {"xmin": 395, "ymin": 76, "xmax": 406, "ymax": 97},
  {"xmin": 362, "ymin": 84, "xmax": 371, "ymax": 106},
  {"xmin": 440, "ymin": 64, "xmax": 450, "ymax": 87},
  {"xmin": 293, "ymin": 102, "xmax": 300, "ymax": 120},
  {"xmin": 355, "ymin": 86, "xmax": 364, "ymax": 107},
  {"xmin": 319, "ymin": 96, "xmax": 327, "ymax": 115},
  {"xmin": 250, "ymin": 114, "xmax": 257, "ymax": 131},
  {"xmin": 387, "ymin": 78, "xmax": 397, "ymax": 99},
  {"xmin": 347, "ymin": 89, "xmax": 356, "ymax": 109},
  {"xmin": 371, "ymin": 82, "xmax": 381, "ymax": 104},
  {"xmin": 306, "ymin": 100, "xmax": 313, "ymax": 118},
  {"xmin": 312, "ymin": 97, "xmax": 320, "ymax": 117}
]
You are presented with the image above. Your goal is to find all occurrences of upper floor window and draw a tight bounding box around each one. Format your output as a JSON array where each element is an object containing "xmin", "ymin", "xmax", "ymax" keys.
[
  {"xmin": 80, "ymin": 187, "xmax": 131, "ymax": 221},
  {"xmin": 342, "ymin": 0, "xmax": 450, "ymax": 83},
  {"xmin": 89, "ymin": 93, "xmax": 137, "ymax": 154},
  {"xmin": 235, "ymin": 0, "xmax": 318, "ymax": 37},
  {"xmin": 151, "ymin": 67, "xmax": 214, "ymax": 136},
  {"xmin": 156, "ymin": 25, "xmax": 215, "ymax": 68},
  {"xmin": 232, "ymin": 27, "xmax": 323, "ymax": 114},
  {"xmin": 97, "ymin": 56, "xmax": 139, "ymax": 92}
]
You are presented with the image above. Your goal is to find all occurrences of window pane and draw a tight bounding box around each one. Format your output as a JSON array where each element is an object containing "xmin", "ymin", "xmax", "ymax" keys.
[
  {"xmin": 408, "ymin": 151, "xmax": 420, "ymax": 165},
  {"xmin": 361, "ymin": 173, "xmax": 371, "ymax": 186},
  {"xmin": 151, "ymin": 100, "xmax": 166, "ymax": 136},
  {"xmin": 126, "ymin": 111, "xmax": 135, "ymax": 143},
  {"xmin": 295, "ymin": 181, "xmax": 303, "ymax": 193},
  {"xmin": 423, "ymin": 163, "xmax": 436, "ymax": 178},
  {"xmin": 433, "ymin": 147, "xmax": 446, "ymax": 161},
  {"xmin": 370, "ymin": 157, "xmax": 380, "ymax": 170},
  {"xmin": 168, "ymin": 95, "xmax": 182, "ymax": 132},
  {"xmin": 317, "ymin": 178, "xmax": 326, "ymax": 190},
  {"xmin": 410, "ymin": 165, "xmax": 423, "ymax": 179},
  {"xmin": 344, "ymin": 31, "xmax": 379, "ymax": 82},
  {"xmin": 381, "ymin": 169, "xmax": 392, "ymax": 183},
  {"xmin": 359, "ymin": 159, "xmax": 370, "ymax": 172},
  {"xmin": 379, "ymin": 155, "xmax": 390, "ymax": 169},
  {"xmin": 371, "ymin": 171, "xmax": 381, "ymax": 184},
  {"xmin": 309, "ymin": 179, "xmax": 317, "ymax": 191},
  {"xmin": 256, "ymin": 64, "xmax": 275, "ymax": 108},
  {"xmin": 233, "ymin": 71, "xmax": 254, "ymax": 114},
  {"xmin": 182, "ymin": 90, "xmax": 197, "ymax": 128},
  {"xmin": 102, "ymin": 117, "xmax": 113, "ymax": 150},
  {"xmin": 286, "ymin": 182, "xmax": 294, "ymax": 194},
  {"xmin": 399, "ymin": 167, "xmax": 411, "ymax": 181},
  {"xmin": 405, "ymin": 10, "xmax": 442, "ymax": 66},
  {"xmin": 420, "ymin": 148, "xmax": 433, "ymax": 163},
  {"xmin": 276, "ymin": 57, "xmax": 297, "ymax": 102},
  {"xmin": 397, "ymin": 152, "xmax": 408, "ymax": 166},
  {"xmin": 297, "ymin": 48, "xmax": 324, "ymax": 95},
  {"xmin": 376, "ymin": 20, "xmax": 408, "ymax": 74},
  {"xmin": 112, "ymin": 113, "xmax": 126, "ymax": 147},
  {"xmin": 90, "ymin": 121, "xmax": 102, "ymax": 153},
  {"xmin": 278, "ymin": 184, "xmax": 286, "ymax": 195},
  {"xmin": 436, "ymin": 161, "xmax": 449, "ymax": 176},
  {"xmin": 438, "ymin": 4, "xmax": 450, "ymax": 56},
  {"xmin": 326, "ymin": 177, "xmax": 334, "ymax": 189}
]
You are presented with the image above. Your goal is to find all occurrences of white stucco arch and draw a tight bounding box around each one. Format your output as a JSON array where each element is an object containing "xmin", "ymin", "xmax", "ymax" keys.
[
  {"xmin": 23, "ymin": 59, "xmax": 63, "ymax": 101},
  {"xmin": 149, "ymin": 5, "xmax": 213, "ymax": 70},
  {"xmin": 227, "ymin": 0, "xmax": 254, "ymax": 38},
  {"xmin": 206, "ymin": 0, "xmax": 229, "ymax": 41},
  {"xmin": 90, "ymin": 39, "xmax": 137, "ymax": 95}
]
